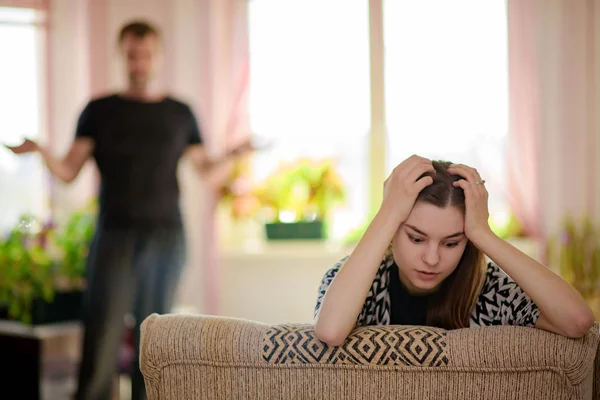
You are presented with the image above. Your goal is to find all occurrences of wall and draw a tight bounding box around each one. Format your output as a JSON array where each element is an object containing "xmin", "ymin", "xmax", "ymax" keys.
[
  {"xmin": 214, "ymin": 238, "xmax": 541, "ymax": 324},
  {"xmin": 216, "ymin": 242, "xmax": 353, "ymax": 324}
]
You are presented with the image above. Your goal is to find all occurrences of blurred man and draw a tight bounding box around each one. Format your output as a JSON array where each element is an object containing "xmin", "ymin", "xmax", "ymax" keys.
[{"xmin": 7, "ymin": 20, "xmax": 251, "ymax": 400}]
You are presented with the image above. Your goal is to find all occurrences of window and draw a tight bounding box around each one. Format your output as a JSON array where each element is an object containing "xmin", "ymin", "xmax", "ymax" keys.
[
  {"xmin": 246, "ymin": 0, "xmax": 511, "ymax": 242},
  {"xmin": 248, "ymin": 0, "xmax": 371, "ymax": 239},
  {"xmin": 0, "ymin": 7, "xmax": 48, "ymax": 232},
  {"xmin": 384, "ymin": 0, "xmax": 509, "ymax": 216}
]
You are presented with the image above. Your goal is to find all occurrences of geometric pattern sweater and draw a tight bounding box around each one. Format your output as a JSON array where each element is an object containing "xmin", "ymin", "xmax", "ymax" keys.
[{"xmin": 314, "ymin": 254, "xmax": 541, "ymax": 328}]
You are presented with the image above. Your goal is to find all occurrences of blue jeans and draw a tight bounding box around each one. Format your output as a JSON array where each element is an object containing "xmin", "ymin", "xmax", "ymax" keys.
[{"xmin": 75, "ymin": 221, "xmax": 186, "ymax": 400}]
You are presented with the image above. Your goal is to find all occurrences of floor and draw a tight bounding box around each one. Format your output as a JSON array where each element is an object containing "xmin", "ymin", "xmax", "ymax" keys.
[
  {"xmin": 118, "ymin": 376, "xmax": 132, "ymax": 400},
  {"xmin": 41, "ymin": 375, "xmax": 131, "ymax": 400}
]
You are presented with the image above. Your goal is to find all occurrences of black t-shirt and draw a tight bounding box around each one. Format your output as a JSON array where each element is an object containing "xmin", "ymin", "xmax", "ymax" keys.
[
  {"xmin": 388, "ymin": 263, "xmax": 430, "ymax": 325},
  {"xmin": 75, "ymin": 94, "xmax": 202, "ymax": 228}
]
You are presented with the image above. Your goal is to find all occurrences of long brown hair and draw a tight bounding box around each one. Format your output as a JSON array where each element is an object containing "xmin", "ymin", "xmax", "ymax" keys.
[{"xmin": 393, "ymin": 160, "xmax": 485, "ymax": 330}]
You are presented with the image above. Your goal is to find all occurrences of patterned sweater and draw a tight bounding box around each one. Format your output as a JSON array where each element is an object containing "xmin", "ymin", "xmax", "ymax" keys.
[{"xmin": 314, "ymin": 255, "xmax": 541, "ymax": 328}]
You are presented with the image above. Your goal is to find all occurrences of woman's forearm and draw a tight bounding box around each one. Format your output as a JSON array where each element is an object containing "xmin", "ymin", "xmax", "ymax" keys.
[
  {"xmin": 472, "ymin": 230, "xmax": 594, "ymax": 337},
  {"xmin": 315, "ymin": 203, "xmax": 403, "ymax": 346}
]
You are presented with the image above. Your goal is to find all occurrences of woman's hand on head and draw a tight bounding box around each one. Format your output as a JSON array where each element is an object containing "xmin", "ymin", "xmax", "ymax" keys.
[
  {"xmin": 382, "ymin": 155, "xmax": 435, "ymax": 224},
  {"xmin": 448, "ymin": 163, "xmax": 492, "ymax": 240}
]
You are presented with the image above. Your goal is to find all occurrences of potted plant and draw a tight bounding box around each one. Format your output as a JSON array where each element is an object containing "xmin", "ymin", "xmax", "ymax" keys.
[
  {"xmin": 0, "ymin": 222, "xmax": 55, "ymax": 324},
  {"xmin": 0, "ymin": 203, "xmax": 96, "ymax": 325},
  {"xmin": 50, "ymin": 208, "xmax": 96, "ymax": 290},
  {"xmin": 254, "ymin": 158, "xmax": 346, "ymax": 240},
  {"xmin": 546, "ymin": 215, "xmax": 600, "ymax": 319},
  {"xmin": 41, "ymin": 207, "xmax": 96, "ymax": 324},
  {"xmin": 218, "ymin": 157, "xmax": 262, "ymax": 221}
]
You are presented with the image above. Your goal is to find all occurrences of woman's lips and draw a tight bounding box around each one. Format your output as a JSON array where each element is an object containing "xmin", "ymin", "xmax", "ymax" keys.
[{"xmin": 416, "ymin": 270, "xmax": 439, "ymax": 281}]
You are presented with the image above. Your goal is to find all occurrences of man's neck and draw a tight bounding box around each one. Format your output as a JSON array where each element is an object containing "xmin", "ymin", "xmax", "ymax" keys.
[{"xmin": 122, "ymin": 85, "xmax": 164, "ymax": 102}]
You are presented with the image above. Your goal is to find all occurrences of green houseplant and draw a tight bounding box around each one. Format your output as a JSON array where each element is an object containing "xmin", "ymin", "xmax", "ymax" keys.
[
  {"xmin": 50, "ymin": 209, "xmax": 96, "ymax": 290},
  {"xmin": 0, "ymin": 203, "xmax": 96, "ymax": 324},
  {"xmin": 546, "ymin": 215, "xmax": 600, "ymax": 319},
  {"xmin": 0, "ymin": 218, "xmax": 55, "ymax": 324},
  {"xmin": 253, "ymin": 158, "xmax": 346, "ymax": 240}
]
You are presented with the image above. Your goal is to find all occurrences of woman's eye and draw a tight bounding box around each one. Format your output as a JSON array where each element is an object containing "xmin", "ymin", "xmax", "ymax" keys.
[
  {"xmin": 409, "ymin": 235, "xmax": 423, "ymax": 243},
  {"xmin": 445, "ymin": 242, "xmax": 459, "ymax": 248}
]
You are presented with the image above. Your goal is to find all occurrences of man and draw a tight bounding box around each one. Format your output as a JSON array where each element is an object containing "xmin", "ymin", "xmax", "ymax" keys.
[{"xmin": 7, "ymin": 20, "xmax": 251, "ymax": 400}]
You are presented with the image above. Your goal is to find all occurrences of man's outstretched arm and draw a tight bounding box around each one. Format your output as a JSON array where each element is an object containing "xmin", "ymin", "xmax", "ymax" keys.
[{"xmin": 5, "ymin": 137, "xmax": 94, "ymax": 183}]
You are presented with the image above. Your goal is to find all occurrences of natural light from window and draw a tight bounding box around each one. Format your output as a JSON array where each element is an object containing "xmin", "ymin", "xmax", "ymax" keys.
[
  {"xmin": 0, "ymin": 7, "xmax": 48, "ymax": 231},
  {"xmin": 248, "ymin": 0, "xmax": 371, "ymax": 239},
  {"xmin": 384, "ymin": 0, "xmax": 509, "ymax": 216}
]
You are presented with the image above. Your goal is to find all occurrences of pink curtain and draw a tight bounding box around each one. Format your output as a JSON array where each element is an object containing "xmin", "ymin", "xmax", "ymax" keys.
[
  {"xmin": 174, "ymin": 0, "xmax": 251, "ymax": 315},
  {"xmin": 46, "ymin": 0, "xmax": 98, "ymax": 221},
  {"xmin": 0, "ymin": 0, "xmax": 48, "ymax": 9},
  {"xmin": 506, "ymin": 0, "xmax": 600, "ymax": 242},
  {"xmin": 506, "ymin": 0, "xmax": 542, "ymax": 238}
]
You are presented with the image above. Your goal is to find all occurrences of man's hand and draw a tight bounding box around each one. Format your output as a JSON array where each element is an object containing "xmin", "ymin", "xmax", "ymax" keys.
[
  {"xmin": 230, "ymin": 136, "xmax": 271, "ymax": 157},
  {"xmin": 5, "ymin": 138, "xmax": 93, "ymax": 183},
  {"xmin": 186, "ymin": 136, "xmax": 272, "ymax": 189},
  {"xmin": 230, "ymin": 138, "xmax": 253, "ymax": 156},
  {"xmin": 4, "ymin": 139, "xmax": 39, "ymax": 154}
]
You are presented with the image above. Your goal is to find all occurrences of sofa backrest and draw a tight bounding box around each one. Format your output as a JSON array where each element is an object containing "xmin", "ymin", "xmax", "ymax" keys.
[
  {"xmin": 594, "ymin": 323, "xmax": 600, "ymax": 400},
  {"xmin": 140, "ymin": 315, "xmax": 600, "ymax": 400}
]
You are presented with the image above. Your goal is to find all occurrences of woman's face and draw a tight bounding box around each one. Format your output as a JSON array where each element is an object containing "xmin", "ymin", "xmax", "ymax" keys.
[{"xmin": 391, "ymin": 201, "xmax": 468, "ymax": 295}]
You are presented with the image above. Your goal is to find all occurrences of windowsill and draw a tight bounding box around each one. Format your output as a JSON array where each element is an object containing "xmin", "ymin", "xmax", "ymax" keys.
[
  {"xmin": 219, "ymin": 239, "xmax": 355, "ymax": 261},
  {"xmin": 215, "ymin": 236, "xmax": 542, "ymax": 325},
  {"xmin": 219, "ymin": 236, "xmax": 541, "ymax": 262}
]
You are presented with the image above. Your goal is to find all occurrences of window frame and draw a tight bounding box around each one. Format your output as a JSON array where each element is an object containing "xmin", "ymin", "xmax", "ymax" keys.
[{"xmin": 246, "ymin": 0, "xmax": 510, "ymax": 232}]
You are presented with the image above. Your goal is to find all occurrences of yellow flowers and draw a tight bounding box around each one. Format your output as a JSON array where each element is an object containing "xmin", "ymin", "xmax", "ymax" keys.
[{"xmin": 220, "ymin": 158, "xmax": 347, "ymax": 223}]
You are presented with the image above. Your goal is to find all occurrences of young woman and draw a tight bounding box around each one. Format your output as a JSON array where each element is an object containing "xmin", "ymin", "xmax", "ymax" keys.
[{"xmin": 314, "ymin": 155, "xmax": 594, "ymax": 346}]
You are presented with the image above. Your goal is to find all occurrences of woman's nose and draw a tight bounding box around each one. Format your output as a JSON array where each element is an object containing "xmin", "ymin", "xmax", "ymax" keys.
[{"xmin": 422, "ymin": 245, "xmax": 440, "ymax": 266}]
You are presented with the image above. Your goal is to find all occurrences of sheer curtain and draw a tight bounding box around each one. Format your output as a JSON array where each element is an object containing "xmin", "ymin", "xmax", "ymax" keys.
[{"xmin": 506, "ymin": 0, "xmax": 600, "ymax": 239}]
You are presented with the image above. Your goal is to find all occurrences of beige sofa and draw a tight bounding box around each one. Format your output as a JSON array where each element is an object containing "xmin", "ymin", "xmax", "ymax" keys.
[{"xmin": 140, "ymin": 314, "xmax": 600, "ymax": 400}]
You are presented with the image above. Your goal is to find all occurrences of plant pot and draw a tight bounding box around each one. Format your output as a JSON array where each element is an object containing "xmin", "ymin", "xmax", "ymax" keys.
[
  {"xmin": 32, "ymin": 289, "xmax": 84, "ymax": 324},
  {"xmin": 265, "ymin": 221, "xmax": 325, "ymax": 240},
  {"xmin": 0, "ymin": 289, "xmax": 84, "ymax": 325}
]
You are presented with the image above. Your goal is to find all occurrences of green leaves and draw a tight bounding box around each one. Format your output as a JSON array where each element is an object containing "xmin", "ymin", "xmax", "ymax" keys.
[
  {"xmin": 547, "ymin": 215, "xmax": 600, "ymax": 300},
  {"xmin": 51, "ymin": 212, "xmax": 95, "ymax": 283},
  {"xmin": 0, "ymin": 227, "xmax": 55, "ymax": 323},
  {"xmin": 0, "ymin": 207, "xmax": 95, "ymax": 324},
  {"xmin": 254, "ymin": 158, "xmax": 347, "ymax": 223}
]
